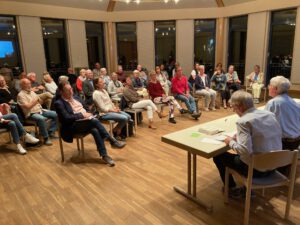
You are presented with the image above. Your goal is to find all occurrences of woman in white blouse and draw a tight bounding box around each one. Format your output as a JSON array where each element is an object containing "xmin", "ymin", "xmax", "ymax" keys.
[
  {"xmin": 93, "ymin": 77, "xmax": 131, "ymax": 139},
  {"xmin": 155, "ymin": 66, "xmax": 170, "ymax": 95}
]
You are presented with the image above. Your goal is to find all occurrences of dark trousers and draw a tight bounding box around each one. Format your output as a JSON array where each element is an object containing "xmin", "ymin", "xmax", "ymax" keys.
[
  {"xmin": 72, "ymin": 118, "xmax": 110, "ymax": 156},
  {"xmin": 220, "ymin": 90, "xmax": 230, "ymax": 102},
  {"xmin": 213, "ymin": 152, "xmax": 273, "ymax": 188},
  {"xmin": 279, "ymin": 139, "xmax": 300, "ymax": 174}
]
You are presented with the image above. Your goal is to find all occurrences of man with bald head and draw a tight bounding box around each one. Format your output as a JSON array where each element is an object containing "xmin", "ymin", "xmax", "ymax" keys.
[{"xmin": 17, "ymin": 78, "xmax": 57, "ymax": 145}]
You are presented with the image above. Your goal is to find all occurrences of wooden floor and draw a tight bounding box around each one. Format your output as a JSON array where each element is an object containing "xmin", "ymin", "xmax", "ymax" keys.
[{"xmin": 0, "ymin": 106, "xmax": 300, "ymax": 225}]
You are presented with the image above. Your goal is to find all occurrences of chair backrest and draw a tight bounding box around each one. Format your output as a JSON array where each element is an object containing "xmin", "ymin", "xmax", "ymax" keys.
[{"xmin": 252, "ymin": 150, "xmax": 298, "ymax": 171}]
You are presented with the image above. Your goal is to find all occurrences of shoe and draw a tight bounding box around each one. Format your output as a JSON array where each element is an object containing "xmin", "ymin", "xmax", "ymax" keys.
[
  {"xmin": 210, "ymin": 107, "xmax": 216, "ymax": 111},
  {"xmin": 24, "ymin": 133, "xmax": 39, "ymax": 144},
  {"xmin": 168, "ymin": 118, "xmax": 177, "ymax": 124},
  {"xmin": 191, "ymin": 111, "xmax": 201, "ymax": 119},
  {"xmin": 204, "ymin": 108, "xmax": 209, "ymax": 111},
  {"xmin": 110, "ymin": 137, "xmax": 126, "ymax": 149},
  {"xmin": 48, "ymin": 131, "xmax": 58, "ymax": 139},
  {"xmin": 44, "ymin": 138, "xmax": 53, "ymax": 146},
  {"xmin": 157, "ymin": 111, "xmax": 168, "ymax": 118},
  {"xmin": 148, "ymin": 124, "xmax": 157, "ymax": 129},
  {"xmin": 223, "ymin": 105, "xmax": 227, "ymax": 109},
  {"xmin": 17, "ymin": 144, "xmax": 27, "ymax": 155},
  {"xmin": 179, "ymin": 109, "xmax": 188, "ymax": 114},
  {"xmin": 102, "ymin": 155, "xmax": 115, "ymax": 167}
]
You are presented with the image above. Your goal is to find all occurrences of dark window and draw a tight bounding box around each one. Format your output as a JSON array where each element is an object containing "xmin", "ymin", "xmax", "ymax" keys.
[
  {"xmin": 41, "ymin": 18, "xmax": 68, "ymax": 80},
  {"xmin": 267, "ymin": 9, "xmax": 297, "ymax": 83},
  {"xmin": 0, "ymin": 15, "xmax": 22, "ymax": 77},
  {"xmin": 228, "ymin": 15, "xmax": 248, "ymax": 84},
  {"xmin": 155, "ymin": 20, "xmax": 176, "ymax": 74},
  {"xmin": 116, "ymin": 22, "xmax": 137, "ymax": 71},
  {"xmin": 85, "ymin": 21, "xmax": 106, "ymax": 69},
  {"xmin": 194, "ymin": 19, "xmax": 216, "ymax": 76}
]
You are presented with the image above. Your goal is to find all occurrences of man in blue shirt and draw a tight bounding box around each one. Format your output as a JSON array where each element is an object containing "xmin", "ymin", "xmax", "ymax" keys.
[{"xmin": 265, "ymin": 76, "xmax": 300, "ymax": 150}]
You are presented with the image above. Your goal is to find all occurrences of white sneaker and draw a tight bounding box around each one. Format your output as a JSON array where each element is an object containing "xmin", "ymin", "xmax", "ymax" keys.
[
  {"xmin": 24, "ymin": 133, "xmax": 39, "ymax": 144},
  {"xmin": 17, "ymin": 144, "xmax": 27, "ymax": 155}
]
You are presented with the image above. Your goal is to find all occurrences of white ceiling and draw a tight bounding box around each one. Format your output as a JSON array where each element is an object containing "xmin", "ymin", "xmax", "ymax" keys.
[{"xmin": 8, "ymin": 0, "xmax": 256, "ymax": 11}]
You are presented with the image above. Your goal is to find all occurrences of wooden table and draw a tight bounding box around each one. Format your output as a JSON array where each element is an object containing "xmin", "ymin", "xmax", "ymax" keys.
[
  {"xmin": 161, "ymin": 114, "xmax": 239, "ymax": 211},
  {"xmin": 162, "ymin": 99, "xmax": 300, "ymax": 211}
]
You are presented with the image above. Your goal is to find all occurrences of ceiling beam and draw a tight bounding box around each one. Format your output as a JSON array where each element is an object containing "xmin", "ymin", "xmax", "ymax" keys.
[
  {"xmin": 107, "ymin": 0, "xmax": 116, "ymax": 12},
  {"xmin": 215, "ymin": 0, "xmax": 225, "ymax": 7}
]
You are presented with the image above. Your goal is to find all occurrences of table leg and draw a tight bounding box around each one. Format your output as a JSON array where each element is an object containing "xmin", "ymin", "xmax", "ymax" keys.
[{"xmin": 173, "ymin": 152, "xmax": 213, "ymax": 212}]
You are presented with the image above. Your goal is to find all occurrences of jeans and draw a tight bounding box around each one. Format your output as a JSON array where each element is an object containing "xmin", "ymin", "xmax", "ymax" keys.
[
  {"xmin": 0, "ymin": 113, "xmax": 26, "ymax": 144},
  {"xmin": 101, "ymin": 112, "xmax": 131, "ymax": 130},
  {"xmin": 213, "ymin": 152, "xmax": 274, "ymax": 188},
  {"xmin": 174, "ymin": 94, "xmax": 196, "ymax": 113},
  {"xmin": 28, "ymin": 110, "xmax": 57, "ymax": 138},
  {"xmin": 72, "ymin": 118, "xmax": 110, "ymax": 156}
]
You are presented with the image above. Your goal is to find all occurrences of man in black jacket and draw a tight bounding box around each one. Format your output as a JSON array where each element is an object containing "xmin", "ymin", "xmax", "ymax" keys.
[{"xmin": 54, "ymin": 81, "xmax": 125, "ymax": 167}]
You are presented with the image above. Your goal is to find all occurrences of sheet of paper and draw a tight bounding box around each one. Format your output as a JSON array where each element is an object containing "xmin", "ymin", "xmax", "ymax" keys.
[{"xmin": 200, "ymin": 138, "xmax": 223, "ymax": 145}]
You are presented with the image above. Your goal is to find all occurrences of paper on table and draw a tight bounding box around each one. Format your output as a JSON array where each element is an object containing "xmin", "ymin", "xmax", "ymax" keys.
[
  {"xmin": 200, "ymin": 137, "xmax": 223, "ymax": 145},
  {"xmin": 223, "ymin": 131, "xmax": 236, "ymax": 137}
]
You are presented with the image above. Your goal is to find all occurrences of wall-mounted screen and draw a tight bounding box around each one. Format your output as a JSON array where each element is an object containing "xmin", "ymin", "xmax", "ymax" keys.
[{"xmin": 0, "ymin": 41, "xmax": 14, "ymax": 58}]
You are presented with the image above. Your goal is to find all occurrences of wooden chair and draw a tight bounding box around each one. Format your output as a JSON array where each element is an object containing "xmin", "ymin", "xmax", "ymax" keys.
[
  {"xmin": 57, "ymin": 119, "xmax": 89, "ymax": 162},
  {"xmin": 191, "ymin": 83, "xmax": 205, "ymax": 111},
  {"xmin": 0, "ymin": 128, "xmax": 12, "ymax": 143},
  {"xmin": 224, "ymin": 150, "xmax": 298, "ymax": 225}
]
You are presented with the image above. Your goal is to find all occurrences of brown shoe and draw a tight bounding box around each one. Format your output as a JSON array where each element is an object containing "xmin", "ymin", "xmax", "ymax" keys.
[{"xmin": 157, "ymin": 111, "xmax": 168, "ymax": 118}]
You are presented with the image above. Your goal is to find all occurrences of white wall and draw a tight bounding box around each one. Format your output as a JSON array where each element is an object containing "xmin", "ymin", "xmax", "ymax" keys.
[
  {"xmin": 176, "ymin": 20, "xmax": 194, "ymax": 76},
  {"xmin": 137, "ymin": 21, "xmax": 155, "ymax": 71},
  {"xmin": 66, "ymin": 20, "xmax": 89, "ymax": 69},
  {"xmin": 291, "ymin": 7, "xmax": 300, "ymax": 87},
  {"xmin": 245, "ymin": 12, "xmax": 270, "ymax": 79},
  {"xmin": 17, "ymin": 16, "xmax": 46, "ymax": 80}
]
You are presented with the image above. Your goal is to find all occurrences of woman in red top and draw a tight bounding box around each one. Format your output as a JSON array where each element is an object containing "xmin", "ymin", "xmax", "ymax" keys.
[{"xmin": 148, "ymin": 71, "xmax": 183, "ymax": 124}]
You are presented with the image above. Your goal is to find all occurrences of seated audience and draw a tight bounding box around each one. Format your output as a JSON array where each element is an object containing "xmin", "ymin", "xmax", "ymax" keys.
[
  {"xmin": 246, "ymin": 65, "xmax": 264, "ymax": 103},
  {"xmin": 107, "ymin": 72, "xmax": 124, "ymax": 101},
  {"xmin": 76, "ymin": 69, "xmax": 86, "ymax": 95},
  {"xmin": 171, "ymin": 67, "xmax": 200, "ymax": 119},
  {"xmin": 148, "ymin": 71, "xmax": 183, "ymax": 124},
  {"xmin": 0, "ymin": 103, "xmax": 40, "ymax": 154},
  {"xmin": 100, "ymin": 68, "xmax": 111, "ymax": 88},
  {"xmin": 194, "ymin": 65, "xmax": 217, "ymax": 111},
  {"xmin": 67, "ymin": 68, "xmax": 77, "ymax": 86},
  {"xmin": 54, "ymin": 82, "xmax": 125, "ymax": 166},
  {"xmin": 27, "ymin": 72, "xmax": 53, "ymax": 109},
  {"xmin": 82, "ymin": 69, "xmax": 94, "ymax": 106},
  {"xmin": 0, "ymin": 75, "xmax": 15, "ymax": 104},
  {"xmin": 116, "ymin": 65, "xmax": 126, "ymax": 84},
  {"xmin": 14, "ymin": 71, "xmax": 27, "ymax": 92},
  {"xmin": 17, "ymin": 78, "xmax": 57, "ymax": 146},
  {"xmin": 137, "ymin": 64, "xmax": 148, "ymax": 85},
  {"xmin": 123, "ymin": 77, "xmax": 165, "ymax": 129},
  {"xmin": 171, "ymin": 62, "xmax": 180, "ymax": 79},
  {"xmin": 210, "ymin": 69, "xmax": 230, "ymax": 108},
  {"xmin": 226, "ymin": 65, "xmax": 241, "ymax": 93},
  {"xmin": 132, "ymin": 70, "xmax": 148, "ymax": 97},
  {"xmin": 160, "ymin": 64, "xmax": 169, "ymax": 81},
  {"xmin": 189, "ymin": 63, "xmax": 200, "ymax": 91},
  {"xmin": 214, "ymin": 62, "xmax": 225, "ymax": 74},
  {"xmin": 93, "ymin": 78, "xmax": 131, "ymax": 140},
  {"xmin": 155, "ymin": 66, "xmax": 170, "ymax": 96},
  {"xmin": 213, "ymin": 91, "xmax": 282, "ymax": 194},
  {"xmin": 265, "ymin": 76, "xmax": 300, "ymax": 150},
  {"xmin": 93, "ymin": 62, "xmax": 101, "ymax": 78},
  {"xmin": 43, "ymin": 73, "xmax": 58, "ymax": 95}
]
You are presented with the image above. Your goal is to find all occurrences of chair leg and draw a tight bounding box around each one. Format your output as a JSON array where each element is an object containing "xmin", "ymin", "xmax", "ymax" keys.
[
  {"xmin": 244, "ymin": 186, "xmax": 252, "ymax": 225},
  {"xmin": 224, "ymin": 168, "xmax": 229, "ymax": 204},
  {"xmin": 134, "ymin": 112, "xmax": 138, "ymax": 134},
  {"xmin": 58, "ymin": 137, "xmax": 64, "ymax": 162},
  {"xmin": 109, "ymin": 122, "xmax": 113, "ymax": 137},
  {"xmin": 76, "ymin": 138, "xmax": 80, "ymax": 152},
  {"xmin": 126, "ymin": 122, "xmax": 129, "ymax": 137},
  {"xmin": 80, "ymin": 138, "xmax": 85, "ymax": 160}
]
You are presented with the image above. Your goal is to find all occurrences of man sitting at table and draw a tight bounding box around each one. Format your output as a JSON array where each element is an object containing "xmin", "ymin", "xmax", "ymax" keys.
[
  {"xmin": 213, "ymin": 91, "xmax": 282, "ymax": 196},
  {"xmin": 265, "ymin": 76, "xmax": 300, "ymax": 151}
]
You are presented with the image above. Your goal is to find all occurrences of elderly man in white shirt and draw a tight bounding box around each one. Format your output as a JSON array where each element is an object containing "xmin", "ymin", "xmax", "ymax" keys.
[{"xmin": 213, "ymin": 91, "xmax": 282, "ymax": 194}]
